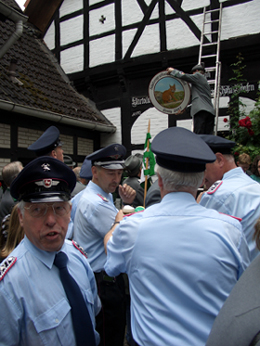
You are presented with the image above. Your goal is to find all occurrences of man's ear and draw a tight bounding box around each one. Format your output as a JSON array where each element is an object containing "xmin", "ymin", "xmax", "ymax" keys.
[
  {"xmin": 157, "ymin": 173, "xmax": 163, "ymax": 189},
  {"xmin": 91, "ymin": 166, "xmax": 98, "ymax": 181},
  {"xmin": 215, "ymin": 152, "xmax": 225, "ymax": 168},
  {"xmin": 51, "ymin": 149, "xmax": 57, "ymax": 159},
  {"xmin": 91, "ymin": 165, "xmax": 97, "ymax": 175},
  {"xmin": 17, "ymin": 208, "xmax": 24, "ymax": 227}
]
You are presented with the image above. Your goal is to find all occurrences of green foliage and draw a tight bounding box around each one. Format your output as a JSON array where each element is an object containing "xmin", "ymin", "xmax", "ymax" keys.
[{"xmin": 225, "ymin": 54, "xmax": 260, "ymax": 160}]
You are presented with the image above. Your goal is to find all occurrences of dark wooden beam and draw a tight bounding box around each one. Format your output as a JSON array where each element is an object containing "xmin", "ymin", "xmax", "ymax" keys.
[
  {"xmin": 115, "ymin": 0, "xmax": 122, "ymax": 60},
  {"xmin": 166, "ymin": 0, "xmax": 209, "ymax": 43},
  {"xmin": 136, "ymin": 0, "xmax": 149, "ymax": 14},
  {"xmin": 123, "ymin": 0, "xmax": 158, "ymax": 60},
  {"xmin": 25, "ymin": 0, "xmax": 63, "ymax": 34},
  {"xmin": 159, "ymin": 0, "xmax": 167, "ymax": 52}
]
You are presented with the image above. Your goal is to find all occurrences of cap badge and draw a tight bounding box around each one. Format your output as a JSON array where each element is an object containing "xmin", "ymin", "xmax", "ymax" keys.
[
  {"xmin": 35, "ymin": 180, "xmax": 60, "ymax": 188},
  {"xmin": 43, "ymin": 179, "xmax": 52, "ymax": 188},
  {"xmin": 41, "ymin": 163, "xmax": 51, "ymax": 171},
  {"xmin": 111, "ymin": 155, "xmax": 120, "ymax": 160}
]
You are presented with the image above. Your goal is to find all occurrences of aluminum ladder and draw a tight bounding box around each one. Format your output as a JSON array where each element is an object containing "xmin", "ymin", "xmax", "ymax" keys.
[{"xmin": 198, "ymin": 3, "xmax": 223, "ymax": 135}]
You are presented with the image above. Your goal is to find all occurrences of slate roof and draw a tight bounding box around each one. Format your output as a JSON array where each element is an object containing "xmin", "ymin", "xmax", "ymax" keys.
[{"xmin": 0, "ymin": 0, "xmax": 115, "ymax": 132}]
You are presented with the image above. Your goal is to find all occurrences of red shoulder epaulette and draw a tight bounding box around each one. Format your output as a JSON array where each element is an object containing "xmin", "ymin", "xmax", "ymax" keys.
[
  {"xmin": 219, "ymin": 212, "xmax": 242, "ymax": 222},
  {"xmin": 97, "ymin": 194, "xmax": 109, "ymax": 202},
  {"xmin": 207, "ymin": 180, "xmax": 223, "ymax": 195},
  {"xmin": 72, "ymin": 240, "xmax": 88, "ymax": 259},
  {"xmin": 0, "ymin": 256, "xmax": 17, "ymax": 281}
]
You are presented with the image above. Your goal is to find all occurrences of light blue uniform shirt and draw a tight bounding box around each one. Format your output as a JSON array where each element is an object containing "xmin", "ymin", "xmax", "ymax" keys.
[
  {"xmin": 0, "ymin": 236, "xmax": 101, "ymax": 346},
  {"xmin": 200, "ymin": 167, "xmax": 260, "ymax": 260},
  {"xmin": 66, "ymin": 189, "xmax": 85, "ymax": 239},
  {"xmin": 73, "ymin": 181, "xmax": 118, "ymax": 272},
  {"xmin": 105, "ymin": 192, "xmax": 250, "ymax": 346}
]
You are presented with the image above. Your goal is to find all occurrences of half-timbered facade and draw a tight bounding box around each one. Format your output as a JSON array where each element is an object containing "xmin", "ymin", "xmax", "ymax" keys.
[{"xmin": 27, "ymin": 0, "xmax": 260, "ymax": 154}]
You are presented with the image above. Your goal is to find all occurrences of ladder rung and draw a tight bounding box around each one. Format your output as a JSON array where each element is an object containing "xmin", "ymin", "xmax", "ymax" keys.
[
  {"xmin": 202, "ymin": 54, "xmax": 217, "ymax": 58},
  {"xmin": 205, "ymin": 67, "xmax": 217, "ymax": 72},
  {"xmin": 204, "ymin": 31, "xmax": 219, "ymax": 35},
  {"xmin": 207, "ymin": 80, "xmax": 216, "ymax": 84},
  {"xmin": 205, "ymin": 19, "xmax": 220, "ymax": 24},
  {"xmin": 205, "ymin": 9, "xmax": 220, "ymax": 14},
  {"xmin": 202, "ymin": 42, "xmax": 218, "ymax": 47}
]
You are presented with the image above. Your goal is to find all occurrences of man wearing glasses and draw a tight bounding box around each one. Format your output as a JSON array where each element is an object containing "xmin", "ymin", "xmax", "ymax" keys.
[{"xmin": 0, "ymin": 156, "xmax": 100, "ymax": 346}]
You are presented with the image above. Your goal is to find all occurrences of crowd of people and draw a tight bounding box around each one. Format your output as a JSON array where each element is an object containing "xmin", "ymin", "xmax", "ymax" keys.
[{"xmin": 1, "ymin": 63, "xmax": 260, "ymax": 345}]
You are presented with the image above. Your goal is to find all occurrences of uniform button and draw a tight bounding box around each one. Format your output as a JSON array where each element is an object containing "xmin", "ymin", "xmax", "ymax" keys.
[{"xmin": 55, "ymin": 318, "xmax": 59, "ymax": 323}]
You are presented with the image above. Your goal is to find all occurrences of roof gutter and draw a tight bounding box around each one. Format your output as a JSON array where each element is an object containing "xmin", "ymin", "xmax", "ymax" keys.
[
  {"xmin": 0, "ymin": 1, "xmax": 28, "ymax": 59},
  {"xmin": 0, "ymin": 100, "xmax": 116, "ymax": 133}
]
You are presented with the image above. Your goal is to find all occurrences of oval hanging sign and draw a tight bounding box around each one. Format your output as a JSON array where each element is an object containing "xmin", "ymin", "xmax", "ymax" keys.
[{"xmin": 148, "ymin": 71, "xmax": 191, "ymax": 115}]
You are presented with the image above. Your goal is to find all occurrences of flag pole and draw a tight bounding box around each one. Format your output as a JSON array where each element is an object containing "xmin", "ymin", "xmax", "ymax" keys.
[{"xmin": 143, "ymin": 120, "xmax": 150, "ymax": 207}]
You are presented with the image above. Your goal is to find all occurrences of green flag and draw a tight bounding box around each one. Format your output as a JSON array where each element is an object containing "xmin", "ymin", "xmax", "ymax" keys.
[{"xmin": 143, "ymin": 132, "xmax": 156, "ymax": 177}]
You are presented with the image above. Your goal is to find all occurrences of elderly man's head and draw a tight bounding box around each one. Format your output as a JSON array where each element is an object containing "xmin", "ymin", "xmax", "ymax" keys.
[
  {"xmin": 151, "ymin": 127, "xmax": 216, "ymax": 197},
  {"xmin": 10, "ymin": 157, "xmax": 76, "ymax": 252},
  {"xmin": 198, "ymin": 135, "xmax": 237, "ymax": 189}
]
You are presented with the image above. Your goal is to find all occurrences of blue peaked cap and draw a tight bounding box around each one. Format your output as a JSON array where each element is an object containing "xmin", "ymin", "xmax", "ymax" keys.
[
  {"xmin": 28, "ymin": 126, "xmax": 62, "ymax": 156},
  {"xmin": 10, "ymin": 156, "xmax": 76, "ymax": 202},
  {"xmin": 87, "ymin": 144, "xmax": 126, "ymax": 169},
  {"xmin": 80, "ymin": 157, "xmax": 92, "ymax": 180},
  {"xmin": 151, "ymin": 127, "xmax": 216, "ymax": 172}
]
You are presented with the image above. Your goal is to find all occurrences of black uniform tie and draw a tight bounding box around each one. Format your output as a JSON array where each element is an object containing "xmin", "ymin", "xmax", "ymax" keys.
[{"xmin": 54, "ymin": 251, "xmax": 96, "ymax": 346}]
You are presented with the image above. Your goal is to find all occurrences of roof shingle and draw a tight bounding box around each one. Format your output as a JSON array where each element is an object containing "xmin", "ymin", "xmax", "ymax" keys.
[{"xmin": 0, "ymin": 0, "xmax": 115, "ymax": 131}]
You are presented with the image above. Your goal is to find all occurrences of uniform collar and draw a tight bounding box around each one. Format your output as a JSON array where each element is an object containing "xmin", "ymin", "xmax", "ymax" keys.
[
  {"xmin": 223, "ymin": 166, "xmax": 243, "ymax": 179},
  {"xmin": 88, "ymin": 180, "xmax": 113, "ymax": 202},
  {"xmin": 23, "ymin": 235, "xmax": 68, "ymax": 269}
]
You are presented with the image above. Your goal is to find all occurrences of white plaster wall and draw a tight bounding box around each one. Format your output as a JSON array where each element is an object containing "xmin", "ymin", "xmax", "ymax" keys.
[
  {"xmin": 61, "ymin": 45, "xmax": 84, "ymax": 73},
  {"xmin": 89, "ymin": 4, "xmax": 115, "ymax": 36},
  {"xmin": 240, "ymin": 97, "xmax": 256, "ymax": 116},
  {"xmin": 181, "ymin": 0, "xmax": 210, "ymax": 11},
  {"xmin": 131, "ymin": 108, "xmax": 168, "ymax": 145},
  {"xmin": 221, "ymin": 1, "xmax": 260, "ymax": 40},
  {"xmin": 89, "ymin": 0, "xmax": 101, "ymax": 5},
  {"xmin": 60, "ymin": 0, "xmax": 83, "ymax": 17},
  {"xmin": 167, "ymin": 15, "xmax": 202, "ymax": 51},
  {"xmin": 122, "ymin": 0, "xmax": 145, "ymax": 26},
  {"xmin": 89, "ymin": 35, "xmax": 115, "ymax": 67},
  {"xmin": 165, "ymin": 1, "xmax": 176, "ymax": 15},
  {"xmin": 100, "ymin": 108, "xmax": 122, "ymax": 146},
  {"xmin": 123, "ymin": 29, "xmax": 137, "ymax": 57},
  {"xmin": 44, "ymin": 22, "xmax": 55, "ymax": 50},
  {"xmin": 132, "ymin": 23, "xmax": 160, "ymax": 57},
  {"xmin": 60, "ymin": 15, "xmax": 83, "ymax": 46}
]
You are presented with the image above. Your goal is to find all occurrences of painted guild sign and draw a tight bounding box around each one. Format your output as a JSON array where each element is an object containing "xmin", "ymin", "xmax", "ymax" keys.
[{"xmin": 148, "ymin": 71, "xmax": 191, "ymax": 115}]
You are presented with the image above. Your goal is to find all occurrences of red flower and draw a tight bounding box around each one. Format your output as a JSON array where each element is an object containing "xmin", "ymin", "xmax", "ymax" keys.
[
  {"xmin": 223, "ymin": 118, "xmax": 228, "ymax": 123},
  {"xmin": 238, "ymin": 116, "xmax": 252, "ymax": 129},
  {"xmin": 234, "ymin": 152, "xmax": 239, "ymax": 156}
]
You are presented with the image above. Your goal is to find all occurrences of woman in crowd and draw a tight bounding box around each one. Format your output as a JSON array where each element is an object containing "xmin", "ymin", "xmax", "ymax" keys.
[{"xmin": 0, "ymin": 205, "xmax": 24, "ymax": 260}]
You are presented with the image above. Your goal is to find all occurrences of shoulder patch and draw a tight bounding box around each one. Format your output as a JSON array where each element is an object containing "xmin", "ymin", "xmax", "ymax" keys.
[
  {"xmin": 97, "ymin": 194, "xmax": 108, "ymax": 202},
  {"xmin": 0, "ymin": 256, "xmax": 17, "ymax": 281},
  {"xmin": 207, "ymin": 180, "xmax": 223, "ymax": 195},
  {"xmin": 72, "ymin": 240, "xmax": 88, "ymax": 259}
]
